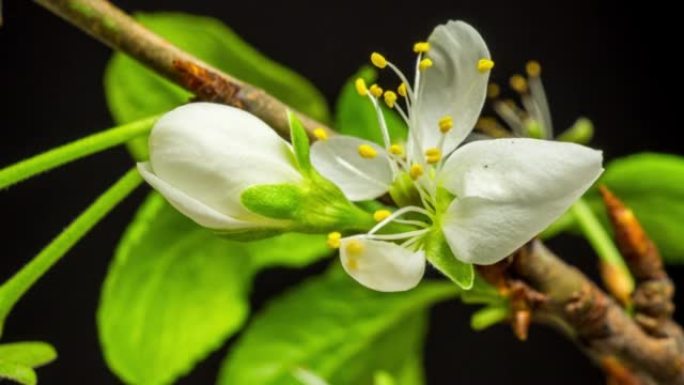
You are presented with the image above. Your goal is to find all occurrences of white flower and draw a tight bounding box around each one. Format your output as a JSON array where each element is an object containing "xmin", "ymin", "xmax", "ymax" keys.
[
  {"xmin": 138, "ymin": 102, "xmax": 301, "ymax": 231},
  {"xmin": 312, "ymin": 21, "xmax": 603, "ymax": 292}
]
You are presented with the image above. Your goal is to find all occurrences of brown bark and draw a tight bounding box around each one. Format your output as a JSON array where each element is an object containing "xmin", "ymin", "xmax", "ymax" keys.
[{"xmin": 512, "ymin": 241, "xmax": 684, "ymax": 385}]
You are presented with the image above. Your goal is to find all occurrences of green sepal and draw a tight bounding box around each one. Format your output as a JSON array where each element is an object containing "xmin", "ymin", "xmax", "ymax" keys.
[
  {"xmin": 460, "ymin": 275, "xmax": 505, "ymax": 305},
  {"xmin": 241, "ymin": 183, "xmax": 303, "ymax": 220},
  {"xmin": 240, "ymin": 174, "xmax": 376, "ymax": 234},
  {"xmin": 470, "ymin": 305, "xmax": 509, "ymax": 331},
  {"xmin": 557, "ymin": 117, "xmax": 594, "ymax": 144},
  {"xmin": 215, "ymin": 228, "xmax": 283, "ymax": 242},
  {"xmin": 298, "ymin": 172, "xmax": 377, "ymax": 232},
  {"xmin": 424, "ymin": 229, "xmax": 474, "ymax": 290},
  {"xmin": 288, "ymin": 111, "xmax": 312, "ymax": 173},
  {"xmin": 242, "ymin": 111, "xmax": 375, "ymax": 233}
]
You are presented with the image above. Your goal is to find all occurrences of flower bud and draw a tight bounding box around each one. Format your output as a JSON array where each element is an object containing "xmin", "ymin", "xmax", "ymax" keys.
[
  {"xmin": 138, "ymin": 103, "xmax": 376, "ymax": 236},
  {"xmin": 137, "ymin": 103, "xmax": 301, "ymax": 233}
]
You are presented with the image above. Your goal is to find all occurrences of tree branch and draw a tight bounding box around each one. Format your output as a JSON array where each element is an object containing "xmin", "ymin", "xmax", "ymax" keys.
[
  {"xmin": 31, "ymin": 1, "xmax": 684, "ymax": 384},
  {"xmin": 33, "ymin": 0, "xmax": 331, "ymax": 138},
  {"xmin": 514, "ymin": 241, "xmax": 684, "ymax": 385}
]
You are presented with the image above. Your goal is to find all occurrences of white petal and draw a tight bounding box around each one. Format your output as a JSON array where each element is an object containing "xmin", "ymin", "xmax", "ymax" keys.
[
  {"xmin": 439, "ymin": 138, "xmax": 603, "ymax": 264},
  {"xmin": 339, "ymin": 237, "xmax": 425, "ymax": 292},
  {"xmin": 148, "ymin": 103, "xmax": 301, "ymax": 221},
  {"xmin": 138, "ymin": 163, "xmax": 257, "ymax": 230},
  {"xmin": 310, "ymin": 136, "xmax": 393, "ymax": 201},
  {"xmin": 410, "ymin": 21, "xmax": 491, "ymax": 159}
]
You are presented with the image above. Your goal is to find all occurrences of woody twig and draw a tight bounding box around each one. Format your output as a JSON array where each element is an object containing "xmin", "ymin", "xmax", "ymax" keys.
[{"xmin": 32, "ymin": 0, "xmax": 331, "ymax": 139}]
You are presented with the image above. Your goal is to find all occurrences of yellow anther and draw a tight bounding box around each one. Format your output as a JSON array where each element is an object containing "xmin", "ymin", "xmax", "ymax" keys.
[
  {"xmin": 438, "ymin": 115, "xmax": 453, "ymax": 133},
  {"xmin": 373, "ymin": 209, "xmax": 392, "ymax": 222},
  {"xmin": 327, "ymin": 232, "xmax": 342, "ymax": 249},
  {"xmin": 509, "ymin": 74, "xmax": 528, "ymax": 93},
  {"xmin": 397, "ymin": 82, "xmax": 408, "ymax": 97},
  {"xmin": 477, "ymin": 58, "xmax": 495, "ymax": 73},
  {"xmin": 413, "ymin": 41, "xmax": 431, "ymax": 53},
  {"xmin": 475, "ymin": 116, "xmax": 510, "ymax": 138},
  {"xmin": 383, "ymin": 91, "xmax": 398, "ymax": 108},
  {"xmin": 427, "ymin": 155, "xmax": 441, "ymax": 164},
  {"xmin": 409, "ymin": 163, "xmax": 424, "ymax": 180},
  {"xmin": 346, "ymin": 239, "xmax": 365, "ymax": 256},
  {"xmin": 369, "ymin": 84, "xmax": 384, "ymax": 98},
  {"xmin": 487, "ymin": 83, "xmax": 501, "ymax": 99},
  {"xmin": 525, "ymin": 60, "xmax": 542, "ymax": 77},
  {"xmin": 355, "ymin": 78, "xmax": 368, "ymax": 96},
  {"xmin": 358, "ymin": 144, "xmax": 378, "ymax": 159},
  {"xmin": 313, "ymin": 128, "xmax": 328, "ymax": 141},
  {"xmin": 389, "ymin": 143, "xmax": 404, "ymax": 156},
  {"xmin": 371, "ymin": 52, "xmax": 388, "ymax": 69},
  {"xmin": 419, "ymin": 58, "xmax": 433, "ymax": 71},
  {"xmin": 425, "ymin": 147, "xmax": 442, "ymax": 164}
]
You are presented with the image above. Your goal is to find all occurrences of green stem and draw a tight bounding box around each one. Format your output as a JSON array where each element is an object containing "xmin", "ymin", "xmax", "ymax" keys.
[
  {"xmin": 571, "ymin": 198, "xmax": 634, "ymax": 291},
  {"xmin": 0, "ymin": 116, "xmax": 157, "ymax": 190},
  {"xmin": 0, "ymin": 168, "xmax": 142, "ymax": 336}
]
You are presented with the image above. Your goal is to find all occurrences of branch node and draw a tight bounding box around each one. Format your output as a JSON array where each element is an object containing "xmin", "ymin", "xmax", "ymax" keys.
[
  {"xmin": 565, "ymin": 283, "xmax": 610, "ymax": 339},
  {"xmin": 172, "ymin": 59, "xmax": 242, "ymax": 107}
]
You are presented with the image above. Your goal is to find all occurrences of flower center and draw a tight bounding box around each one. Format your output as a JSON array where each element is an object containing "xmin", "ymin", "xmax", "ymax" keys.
[{"xmin": 326, "ymin": 41, "xmax": 495, "ymax": 251}]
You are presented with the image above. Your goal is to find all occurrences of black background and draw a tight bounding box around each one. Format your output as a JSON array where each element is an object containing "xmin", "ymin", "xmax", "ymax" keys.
[{"xmin": 1, "ymin": 0, "xmax": 682, "ymax": 384}]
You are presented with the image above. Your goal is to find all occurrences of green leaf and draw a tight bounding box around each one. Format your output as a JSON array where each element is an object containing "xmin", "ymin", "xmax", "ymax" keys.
[
  {"xmin": 424, "ymin": 230, "xmax": 474, "ymax": 290},
  {"xmin": 0, "ymin": 361, "xmax": 36, "ymax": 385},
  {"xmin": 584, "ymin": 153, "xmax": 684, "ymax": 263},
  {"xmin": 292, "ymin": 368, "xmax": 331, "ymax": 385},
  {"xmin": 289, "ymin": 112, "xmax": 312, "ymax": 173},
  {"xmin": 0, "ymin": 342, "xmax": 57, "ymax": 368},
  {"xmin": 391, "ymin": 354, "xmax": 424, "ymax": 385},
  {"xmin": 98, "ymin": 193, "xmax": 331, "ymax": 385},
  {"xmin": 105, "ymin": 12, "xmax": 330, "ymax": 158},
  {"xmin": 335, "ymin": 66, "xmax": 407, "ymax": 145},
  {"xmin": 218, "ymin": 270, "xmax": 455, "ymax": 385},
  {"xmin": 0, "ymin": 341, "xmax": 56, "ymax": 385}
]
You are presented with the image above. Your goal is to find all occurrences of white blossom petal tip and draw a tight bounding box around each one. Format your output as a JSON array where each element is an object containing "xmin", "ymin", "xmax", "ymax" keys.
[
  {"xmin": 409, "ymin": 20, "xmax": 492, "ymax": 158},
  {"xmin": 310, "ymin": 136, "xmax": 393, "ymax": 201},
  {"xmin": 137, "ymin": 162, "xmax": 256, "ymax": 230},
  {"xmin": 339, "ymin": 237, "xmax": 426, "ymax": 292},
  {"xmin": 440, "ymin": 138, "xmax": 603, "ymax": 265}
]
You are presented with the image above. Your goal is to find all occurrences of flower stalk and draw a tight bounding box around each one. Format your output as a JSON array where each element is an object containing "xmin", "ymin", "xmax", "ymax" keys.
[
  {"xmin": 0, "ymin": 168, "xmax": 141, "ymax": 336},
  {"xmin": 571, "ymin": 198, "xmax": 634, "ymax": 305},
  {"xmin": 0, "ymin": 116, "xmax": 158, "ymax": 190}
]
